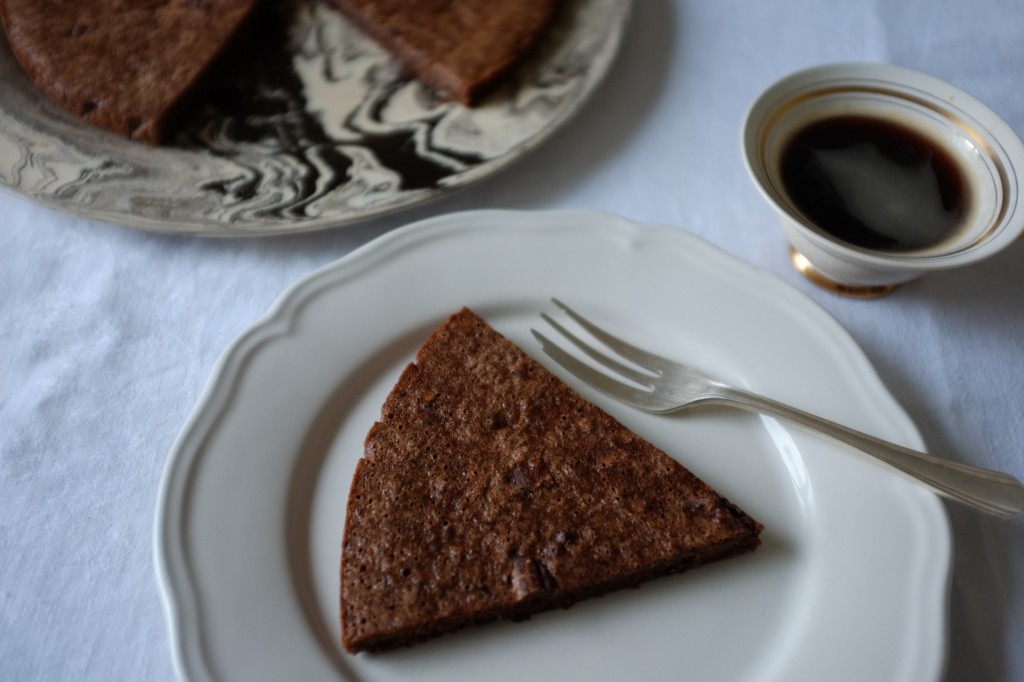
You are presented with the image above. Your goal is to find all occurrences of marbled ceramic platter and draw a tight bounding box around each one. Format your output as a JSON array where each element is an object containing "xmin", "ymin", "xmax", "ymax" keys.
[{"xmin": 0, "ymin": 0, "xmax": 629, "ymax": 235}]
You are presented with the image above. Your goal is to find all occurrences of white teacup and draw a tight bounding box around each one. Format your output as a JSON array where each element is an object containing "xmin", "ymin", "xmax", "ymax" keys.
[{"xmin": 743, "ymin": 63, "xmax": 1024, "ymax": 297}]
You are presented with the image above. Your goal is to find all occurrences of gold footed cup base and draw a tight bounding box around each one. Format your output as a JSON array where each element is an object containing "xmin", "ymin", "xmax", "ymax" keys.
[{"xmin": 789, "ymin": 247, "xmax": 900, "ymax": 299}]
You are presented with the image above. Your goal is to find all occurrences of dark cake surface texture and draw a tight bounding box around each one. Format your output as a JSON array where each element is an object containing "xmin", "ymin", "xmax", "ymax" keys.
[
  {"xmin": 0, "ymin": 0, "xmax": 259, "ymax": 143},
  {"xmin": 341, "ymin": 307, "xmax": 762, "ymax": 653},
  {"xmin": 327, "ymin": 0, "xmax": 557, "ymax": 105}
]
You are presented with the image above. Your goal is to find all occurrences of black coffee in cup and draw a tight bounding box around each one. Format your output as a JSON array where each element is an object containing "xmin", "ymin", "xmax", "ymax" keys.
[{"xmin": 779, "ymin": 114, "xmax": 970, "ymax": 253}]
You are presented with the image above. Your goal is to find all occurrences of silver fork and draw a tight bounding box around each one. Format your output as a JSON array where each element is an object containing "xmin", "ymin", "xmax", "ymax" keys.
[{"xmin": 532, "ymin": 299, "xmax": 1024, "ymax": 518}]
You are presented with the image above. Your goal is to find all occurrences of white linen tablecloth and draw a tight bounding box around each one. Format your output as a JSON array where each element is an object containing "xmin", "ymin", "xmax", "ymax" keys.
[{"xmin": 2, "ymin": 1, "xmax": 1022, "ymax": 680}]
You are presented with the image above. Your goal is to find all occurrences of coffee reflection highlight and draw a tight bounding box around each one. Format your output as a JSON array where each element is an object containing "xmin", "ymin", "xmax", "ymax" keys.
[{"xmin": 780, "ymin": 114, "xmax": 970, "ymax": 254}]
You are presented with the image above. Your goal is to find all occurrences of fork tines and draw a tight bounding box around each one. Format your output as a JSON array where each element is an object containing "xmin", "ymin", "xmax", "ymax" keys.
[{"xmin": 531, "ymin": 298, "xmax": 662, "ymax": 405}]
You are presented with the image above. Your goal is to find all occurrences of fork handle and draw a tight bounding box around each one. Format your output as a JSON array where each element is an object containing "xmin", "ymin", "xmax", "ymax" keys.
[{"xmin": 712, "ymin": 384, "xmax": 1024, "ymax": 518}]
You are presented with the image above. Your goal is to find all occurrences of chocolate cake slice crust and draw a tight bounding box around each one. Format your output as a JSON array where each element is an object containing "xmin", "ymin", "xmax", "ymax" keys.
[
  {"xmin": 0, "ymin": 0, "xmax": 260, "ymax": 144},
  {"xmin": 341, "ymin": 308, "xmax": 762, "ymax": 653},
  {"xmin": 327, "ymin": 0, "xmax": 556, "ymax": 105}
]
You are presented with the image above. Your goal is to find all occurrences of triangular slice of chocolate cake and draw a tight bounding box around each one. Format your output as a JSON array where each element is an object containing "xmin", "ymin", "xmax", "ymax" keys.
[
  {"xmin": 0, "ymin": 0, "xmax": 260, "ymax": 143},
  {"xmin": 341, "ymin": 308, "xmax": 762, "ymax": 653},
  {"xmin": 326, "ymin": 0, "xmax": 556, "ymax": 105}
]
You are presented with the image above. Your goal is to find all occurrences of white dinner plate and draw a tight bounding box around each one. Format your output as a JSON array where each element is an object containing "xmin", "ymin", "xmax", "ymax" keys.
[
  {"xmin": 155, "ymin": 209, "xmax": 951, "ymax": 681},
  {"xmin": 0, "ymin": 1, "xmax": 628, "ymax": 235}
]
